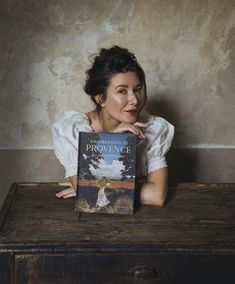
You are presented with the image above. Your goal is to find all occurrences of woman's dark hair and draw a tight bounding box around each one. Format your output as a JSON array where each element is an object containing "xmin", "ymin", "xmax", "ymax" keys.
[{"xmin": 84, "ymin": 46, "xmax": 147, "ymax": 113}]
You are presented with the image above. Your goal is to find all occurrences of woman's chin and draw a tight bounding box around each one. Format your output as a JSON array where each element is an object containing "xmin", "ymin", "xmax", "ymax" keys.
[{"xmin": 123, "ymin": 117, "xmax": 137, "ymax": 124}]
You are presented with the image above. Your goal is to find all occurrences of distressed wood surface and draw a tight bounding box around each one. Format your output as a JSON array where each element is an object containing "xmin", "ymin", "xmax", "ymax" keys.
[
  {"xmin": 0, "ymin": 183, "xmax": 234, "ymax": 251},
  {"xmin": 0, "ymin": 183, "xmax": 234, "ymax": 283}
]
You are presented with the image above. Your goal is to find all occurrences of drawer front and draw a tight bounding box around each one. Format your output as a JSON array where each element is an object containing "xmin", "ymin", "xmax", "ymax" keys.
[
  {"xmin": 0, "ymin": 253, "xmax": 14, "ymax": 284},
  {"xmin": 15, "ymin": 252, "xmax": 234, "ymax": 284}
]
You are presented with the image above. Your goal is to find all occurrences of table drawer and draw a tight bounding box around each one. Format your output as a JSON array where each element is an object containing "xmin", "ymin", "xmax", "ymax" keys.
[{"xmin": 15, "ymin": 252, "xmax": 234, "ymax": 284}]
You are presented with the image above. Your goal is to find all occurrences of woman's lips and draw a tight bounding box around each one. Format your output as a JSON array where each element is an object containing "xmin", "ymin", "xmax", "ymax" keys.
[{"xmin": 125, "ymin": 109, "xmax": 137, "ymax": 115}]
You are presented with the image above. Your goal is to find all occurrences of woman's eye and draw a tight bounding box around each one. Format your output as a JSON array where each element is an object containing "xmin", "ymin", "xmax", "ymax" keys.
[
  {"xmin": 118, "ymin": 89, "xmax": 127, "ymax": 94},
  {"xmin": 134, "ymin": 88, "xmax": 141, "ymax": 94}
]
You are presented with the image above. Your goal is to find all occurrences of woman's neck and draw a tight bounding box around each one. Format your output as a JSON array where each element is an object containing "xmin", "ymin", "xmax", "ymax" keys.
[{"xmin": 86, "ymin": 110, "xmax": 120, "ymax": 132}]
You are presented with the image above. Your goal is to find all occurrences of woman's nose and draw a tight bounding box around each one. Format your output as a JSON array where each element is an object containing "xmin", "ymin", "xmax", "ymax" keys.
[{"xmin": 129, "ymin": 92, "xmax": 139, "ymax": 105}]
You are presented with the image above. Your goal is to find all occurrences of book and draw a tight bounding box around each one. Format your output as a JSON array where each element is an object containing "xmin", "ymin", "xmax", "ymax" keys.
[{"xmin": 75, "ymin": 132, "xmax": 137, "ymax": 215}]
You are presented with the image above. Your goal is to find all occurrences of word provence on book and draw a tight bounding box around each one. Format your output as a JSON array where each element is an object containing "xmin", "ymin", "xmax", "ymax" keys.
[{"xmin": 75, "ymin": 132, "xmax": 137, "ymax": 215}]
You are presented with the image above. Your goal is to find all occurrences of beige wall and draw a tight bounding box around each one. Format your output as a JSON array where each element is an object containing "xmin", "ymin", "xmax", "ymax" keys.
[{"xmin": 1, "ymin": 0, "xmax": 235, "ymax": 207}]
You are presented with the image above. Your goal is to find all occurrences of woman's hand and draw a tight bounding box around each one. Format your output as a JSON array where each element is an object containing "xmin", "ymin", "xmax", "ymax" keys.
[
  {"xmin": 56, "ymin": 182, "xmax": 76, "ymax": 199},
  {"xmin": 111, "ymin": 122, "xmax": 148, "ymax": 139}
]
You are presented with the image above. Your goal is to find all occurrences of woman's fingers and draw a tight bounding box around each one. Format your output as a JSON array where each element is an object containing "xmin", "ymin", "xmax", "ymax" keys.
[
  {"xmin": 59, "ymin": 182, "xmax": 73, "ymax": 187},
  {"xmin": 133, "ymin": 122, "xmax": 149, "ymax": 128},
  {"xmin": 62, "ymin": 191, "xmax": 76, "ymax": 198},
  {"xmin": 133, "ymin": 122, "xmax": 148, "ymax": 138},
  {"xmin": 56, "ymin": 187, "xmax": 75, "ymax": 198},
  {"xmin": 112, "ymin": 122, "xmax": 148, "ymax": 139},
  {"xmin": 129, "ymin": 124, "xmax": 145, "ymax": 139}
]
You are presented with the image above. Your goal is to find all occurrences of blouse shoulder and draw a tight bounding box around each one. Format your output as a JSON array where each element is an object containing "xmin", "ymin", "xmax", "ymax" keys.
[
  {"xmin": 52, "ymin": 110, "xmax": 92, "ymax": 137},
  {"xmin": 144, "ymin": 115, "xmax": 174, "ymax": 173},
  {"xmin": 52, "ymin": 110, "xmax": 93, "ymax": 179},
  {"xmin": 144, "ymin": 115, "xmax": 174, "ymax": 146}
]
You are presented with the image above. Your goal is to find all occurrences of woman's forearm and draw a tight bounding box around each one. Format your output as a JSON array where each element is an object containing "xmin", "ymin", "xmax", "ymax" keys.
[{"xmin": 138, "ymin": 168, "xmax": 168, "ymax": 206}]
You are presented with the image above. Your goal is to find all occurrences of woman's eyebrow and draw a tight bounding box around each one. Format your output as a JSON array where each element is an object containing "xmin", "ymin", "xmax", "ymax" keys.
[
  {"xmin": 115, "ymin": 83, "xmax": 142, "ymax": 89},
  {"xmin": 115, "ymin": 84, "xmax": 128, "ymax": 89}
]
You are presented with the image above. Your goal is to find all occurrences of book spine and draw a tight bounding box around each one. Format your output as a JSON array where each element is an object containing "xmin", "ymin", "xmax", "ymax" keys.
[{"xmin": 75, "ymin": 132, "xmax": 82, "ymax": 210}]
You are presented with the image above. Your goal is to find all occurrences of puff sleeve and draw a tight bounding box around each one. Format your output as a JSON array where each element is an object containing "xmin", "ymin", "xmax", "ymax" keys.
[
  {"xmin": 145, "ymin": 116, "xmax": 174, "ymax": 174},
  {"xmin": 52, "ymin": 111, "xmax": 93, "ymax": 179}
]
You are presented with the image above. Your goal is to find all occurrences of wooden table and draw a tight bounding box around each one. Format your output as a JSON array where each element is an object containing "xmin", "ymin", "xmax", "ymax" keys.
[{"xmin": 0, "ymin": 183, "xmax": 234, "ymax": 283}]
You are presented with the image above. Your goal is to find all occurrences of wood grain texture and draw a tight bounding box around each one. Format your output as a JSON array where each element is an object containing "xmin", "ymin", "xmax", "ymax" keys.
[
  {"xmin": 0, "ymin": 183, "xmax": 17, "ymax": 230},
  {"xmin": 0, "ymin": 183, "xmax": 234, "ymax": 283},
  {"xmin": 0, "ymin": 183, "xmax": 234, "ymax": 248}
]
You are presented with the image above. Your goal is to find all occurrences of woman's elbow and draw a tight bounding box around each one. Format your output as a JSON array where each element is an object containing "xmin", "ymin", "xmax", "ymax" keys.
[
  {"xmin": 140, "ymin": 183, "xmax": 167, "ymax": 206},
  {"xmin": 153, "ymin": 197, "xmax": 166, "ymax": 207},
  {"xmin": 152, "ymin": 192, "xmax": 167, "ymax": 207}
]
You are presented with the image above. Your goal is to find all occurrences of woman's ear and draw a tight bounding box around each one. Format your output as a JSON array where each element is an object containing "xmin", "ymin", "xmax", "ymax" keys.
[{"xmin": 94, "ymin": 94, "xmax": 105, "ymax": 107}]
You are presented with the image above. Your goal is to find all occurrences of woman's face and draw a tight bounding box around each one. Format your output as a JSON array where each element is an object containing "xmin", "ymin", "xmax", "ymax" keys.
[{"xmin": 100, "ymin": 72, "xmax": 143, "ymax": 125}]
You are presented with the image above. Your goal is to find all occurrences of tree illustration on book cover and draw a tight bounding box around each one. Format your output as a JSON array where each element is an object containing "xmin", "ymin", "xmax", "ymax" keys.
[{"xmin": 75, "ymin": 132, "xmax": 137, "ymax": 215}]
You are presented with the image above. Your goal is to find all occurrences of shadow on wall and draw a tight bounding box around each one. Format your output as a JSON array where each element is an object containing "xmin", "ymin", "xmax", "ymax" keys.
[
  {"xmin": 146, "ymin": 95, "xmax": 198, "ymax": 183},
  {"xmin": 0, "ymin": 150, "xmax": 65, "ymax": 208}
]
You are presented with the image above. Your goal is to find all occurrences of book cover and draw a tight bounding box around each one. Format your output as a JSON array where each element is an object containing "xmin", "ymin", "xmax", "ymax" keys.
[{"xmin": 75, "ymin": 132, "xmax": 137, "ymax": 215}]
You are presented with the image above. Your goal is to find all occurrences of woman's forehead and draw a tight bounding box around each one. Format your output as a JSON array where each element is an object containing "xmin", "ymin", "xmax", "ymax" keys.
[{"xmin": 109, "ymin": 72, "xmax": 141, "ymax": 87}]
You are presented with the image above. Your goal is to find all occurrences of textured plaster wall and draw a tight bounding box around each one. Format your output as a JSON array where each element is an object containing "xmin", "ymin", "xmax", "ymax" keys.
[
  {"xmin": 0, "ymin": 0, "xmax": 235, "ymax": 206},
  {"xmin": 0, "ymin": 0, "xmax": 234, "ymax": 149}
]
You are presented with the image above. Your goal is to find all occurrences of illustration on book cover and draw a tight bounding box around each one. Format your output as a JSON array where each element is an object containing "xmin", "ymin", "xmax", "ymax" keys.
[{"xmin": 75, "ymin": 132, "xmax": 137, "ymax": 215}]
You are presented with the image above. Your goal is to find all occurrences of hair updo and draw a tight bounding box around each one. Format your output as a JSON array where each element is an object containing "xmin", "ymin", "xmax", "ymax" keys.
[{"xmin": 84, "ymin": 46, "xmax": 147, "ymax": 113}]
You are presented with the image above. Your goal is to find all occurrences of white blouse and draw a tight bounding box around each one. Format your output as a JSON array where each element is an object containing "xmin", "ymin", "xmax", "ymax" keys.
[{"xmin": 52, "ymin": 110, "xmax": 174, "ymax": 180}]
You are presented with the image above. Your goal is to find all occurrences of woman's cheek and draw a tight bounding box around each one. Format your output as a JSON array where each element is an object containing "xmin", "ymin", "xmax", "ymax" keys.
[{"xmin": 112, "ymin": 95, "xmax": 127, "ymax": 107}]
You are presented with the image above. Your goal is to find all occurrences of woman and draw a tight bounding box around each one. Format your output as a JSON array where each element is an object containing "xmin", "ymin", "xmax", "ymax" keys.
[
  {"xmin": 52, "ymin": 46, "xmax": 174, "ymax": 206},
  {"xmin": 96, "ymin": 176, "xmax": 111, "ymax": 208}
]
